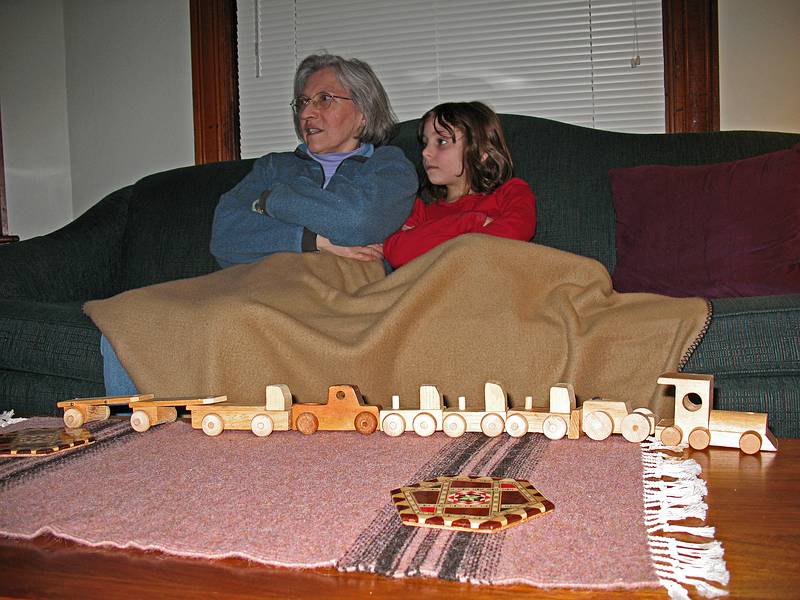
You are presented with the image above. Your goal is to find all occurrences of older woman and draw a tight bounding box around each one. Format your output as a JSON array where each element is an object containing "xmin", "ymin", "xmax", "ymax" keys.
[
  {"xmin": 100, "ymin": 53, "xmax": 417, "ymax": 396},
  {"xmin": 210, "ymin": 53, "xmax": 418, "ymax": 267}
]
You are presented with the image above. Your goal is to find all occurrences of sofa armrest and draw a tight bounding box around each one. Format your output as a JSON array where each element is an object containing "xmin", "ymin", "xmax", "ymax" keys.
[{"xmin": 0, "ymin": 186, "xmax": 132, "ymax": 302}]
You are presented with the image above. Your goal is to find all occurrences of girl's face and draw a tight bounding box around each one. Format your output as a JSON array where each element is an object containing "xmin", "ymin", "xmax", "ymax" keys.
[
  {"xmin": 298, "ymin": 67, "xmax": 366, "ymax": 154},
  {"xmin": 420, "ymin": 117, "xmax": 470, "ymax": 201}
]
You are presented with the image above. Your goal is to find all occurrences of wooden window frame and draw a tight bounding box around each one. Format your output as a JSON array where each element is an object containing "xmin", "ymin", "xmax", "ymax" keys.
[
  {"xmin": 0, "ymin": 104, "xmax": 19, "ymax": 244},
  {"xmin": 190, "ymin": 0, "xmax": 240, "ymax": 165},
  {"xmin": 189, "ymin": 0, "xmax": 719, "ymax": 164},
  {"xmin": 662, "ymin": 0, "xmax": 720, "ymax": 132}
]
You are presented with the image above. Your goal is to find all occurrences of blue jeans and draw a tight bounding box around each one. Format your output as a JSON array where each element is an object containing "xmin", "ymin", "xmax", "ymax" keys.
[{"xmin": 100, "ymin": 334, "xmax": 138, "ymax": 396}]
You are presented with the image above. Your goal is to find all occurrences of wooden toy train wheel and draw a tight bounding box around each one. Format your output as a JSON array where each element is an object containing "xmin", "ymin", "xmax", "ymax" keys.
[
  {"xmin": 354, "ymin": 411, "xmax": 378, "ymax": 435},
  {"xmin": 583, "ymin": 410, "xmax": 614, "ymax": 441},
  {"xmin": 688, "ymin": 427, "xmax": 711, "ymax": 450},
  {"xmin": 250, "ymin": 414, "xmax": 274, "ymax": 437},
  {"xmin": 382, "ymin": 413, "xmax": 405, "ymax": 437},
  {"xmin": 442, "ymin": 414, "xmax": 467, "ymax": 438},
  {"xmin": 63, "ymin": 408, "xmax": 86, "ymax": 429},
  {"xmin": 295, "ymin": 412, "xmax": 319, "ymax": 435},
  {"xmin": 542, "ymin": 415, "xmax": 567, "ymax": 440},
  {"xmin": 505, "ymin": 414, "xmax": 529, "ymax": 438},
  {"xmin": 201, "ymin": 413, "xmax": 224, "ymax": 436},
  {"xmin": 660, "ymin": 425, "xmax": 683, "ymax": 446},
  {"xmin": 481, "ymin": 413, "xmax": 505, "ymax": 437},
  {"xmin": 583, "ymin": 410, "xmax": 613, "ymax": 440},
  {"xmin": 621, "ymin": 412, "xmax": 651, "ymax": 443},
  {"xmin": 739, "ymin": 430, "xmax": 762, "ymax": 455},
  {"xmin": 412, "ymin": 413, "xmax": 436, "ymax": 437},
  {"xmin": 131, "ymin": 410, "xmax": 152, "ymax": 432}
]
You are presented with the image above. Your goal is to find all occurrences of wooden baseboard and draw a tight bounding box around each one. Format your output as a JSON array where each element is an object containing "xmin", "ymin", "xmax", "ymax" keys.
[{"xmin": 0, "ymin": 234, "xmax": 19, "ymax": 245}]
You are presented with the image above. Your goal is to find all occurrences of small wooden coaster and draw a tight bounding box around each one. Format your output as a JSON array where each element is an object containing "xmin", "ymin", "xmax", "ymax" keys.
[
  {"xmin": 391, "ymin": 475, "xmax": 554, "ymax": 533},
  {"xmin": 0, "ymin": 427, "xmax": 94, "ymax": 457}
]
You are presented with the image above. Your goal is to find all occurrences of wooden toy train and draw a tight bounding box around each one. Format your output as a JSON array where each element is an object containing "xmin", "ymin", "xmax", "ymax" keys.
[{"xmin": 58, "ymin": 372, "xmax": 778, "ymax": 454}]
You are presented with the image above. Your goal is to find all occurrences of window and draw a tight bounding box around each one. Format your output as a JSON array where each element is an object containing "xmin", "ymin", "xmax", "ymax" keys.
[{"xmin": 236, "ymin": 0, "xmax": 665, "ymax": 158}]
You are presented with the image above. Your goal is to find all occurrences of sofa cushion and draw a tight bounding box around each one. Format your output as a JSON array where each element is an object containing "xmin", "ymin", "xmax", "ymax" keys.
[
  {"xmin": 609, "ymin": 145, "xmax": 800, "ymax": 298},
  {"xmin": 684, "ymin": 294, "xmax": 800, "ymax": 438},
  {"xmin": 0, "ymin": 300, "xmax": 103, "ymax": 383},
  {"xmin": 0, "ymin": 370, "xmax": 104, "ymax": 417},
  {"xmin": 687, "ymin": 294, "xmax": 800, "ymax": 376}
]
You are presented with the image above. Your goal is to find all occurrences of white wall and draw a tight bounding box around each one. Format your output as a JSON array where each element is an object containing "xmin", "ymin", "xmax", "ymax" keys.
[
  {"xmin": 63, "ymin": 0, "xmax": 194, "ymax": 219},
  {"xmin": 0, "ymin": 0, "xmax": 193, "ymax": 240},
  {"xmin": 718, "ymin": 0, "xmax": 800, "ymax": 133},
  {"xmin": 0, "ymin": 0, "xmax": 73, "ymax": 240}
]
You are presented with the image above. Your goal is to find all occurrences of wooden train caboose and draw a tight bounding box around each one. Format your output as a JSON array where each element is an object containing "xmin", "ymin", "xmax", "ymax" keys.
[{"xmin": 656, "ymin": 372, "xmax": 777, "ymax": 454}]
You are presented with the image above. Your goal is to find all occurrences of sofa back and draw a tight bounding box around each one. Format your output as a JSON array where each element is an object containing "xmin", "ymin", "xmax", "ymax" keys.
[
  {"xmin": 117, "ymin": 115, "xmax": 800, "ymax": 291},
  {"xmin": 393, "ymin": 115, "xmax": 800, "ymax": 272},
  {"xmin": 120, "ymin": 159, "xmax": 254, "ymax": 291}
]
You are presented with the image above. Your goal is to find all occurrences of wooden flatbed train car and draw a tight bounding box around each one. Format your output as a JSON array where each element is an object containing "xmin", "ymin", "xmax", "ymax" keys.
[{"xmin": 188, "ymin": 386, "xmax": 290, "ymax": 437}]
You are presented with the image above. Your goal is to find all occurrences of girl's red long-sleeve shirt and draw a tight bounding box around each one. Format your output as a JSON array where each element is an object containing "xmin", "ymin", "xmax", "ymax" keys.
[{"xmin": 383, "ymin": 177, "xmax": 536, "ymax": 268}]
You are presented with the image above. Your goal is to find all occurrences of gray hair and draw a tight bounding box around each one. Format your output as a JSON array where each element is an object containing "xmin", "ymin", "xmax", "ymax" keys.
[{"xmin": 292, "ymin": 53, "xmax": 397, "ymax": 147}]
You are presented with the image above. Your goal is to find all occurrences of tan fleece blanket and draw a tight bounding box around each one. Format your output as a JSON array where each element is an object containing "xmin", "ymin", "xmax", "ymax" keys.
[{"xmin": 84, "ymin": 235, "xmax": 710, "ymax": 416}]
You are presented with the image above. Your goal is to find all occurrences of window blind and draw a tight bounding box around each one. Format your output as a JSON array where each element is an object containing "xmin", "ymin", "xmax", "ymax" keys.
[{"xmin": 237, "ymin": 0, "xmax": 664, "ymax": 158}]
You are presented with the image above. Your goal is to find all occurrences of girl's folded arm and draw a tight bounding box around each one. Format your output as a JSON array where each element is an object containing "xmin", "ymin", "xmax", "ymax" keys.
[{"xmin": 384, "ymin": 212, "xmax": 486, "ymax": 268}]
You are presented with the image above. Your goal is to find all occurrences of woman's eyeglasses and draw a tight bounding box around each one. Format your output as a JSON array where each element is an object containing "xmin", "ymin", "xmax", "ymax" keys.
[{"xmin": 290, "ymin": 92, "xmax": 353, "ymax": 113}]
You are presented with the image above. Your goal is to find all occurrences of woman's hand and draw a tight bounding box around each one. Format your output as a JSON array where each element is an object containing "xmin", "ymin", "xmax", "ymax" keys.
[{"xmin": 316, "ymin": 235, "xmax": 384, "ymax": 262}]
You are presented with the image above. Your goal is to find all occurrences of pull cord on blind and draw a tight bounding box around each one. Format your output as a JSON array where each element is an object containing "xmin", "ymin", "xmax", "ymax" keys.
[{"xmin": 237, "ymin": 0, "xmax": 665, "ymax": 158}]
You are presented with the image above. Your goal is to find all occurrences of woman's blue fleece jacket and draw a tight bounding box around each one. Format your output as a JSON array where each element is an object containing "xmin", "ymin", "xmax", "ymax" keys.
[{"xmin": 210, "ymin": 144, "xmax": 418, "ymax": 268}]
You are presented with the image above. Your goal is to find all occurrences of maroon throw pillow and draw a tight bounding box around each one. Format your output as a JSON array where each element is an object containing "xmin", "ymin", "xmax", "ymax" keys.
[{"xmin": 609, "ymin": 145, "xmax": 800, "ymax": 298}]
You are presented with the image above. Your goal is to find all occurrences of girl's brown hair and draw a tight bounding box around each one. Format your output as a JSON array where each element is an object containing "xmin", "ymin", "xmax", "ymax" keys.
[{"xmin": 417, "ymin": 101, "xmax": 514, "ymax": 201}]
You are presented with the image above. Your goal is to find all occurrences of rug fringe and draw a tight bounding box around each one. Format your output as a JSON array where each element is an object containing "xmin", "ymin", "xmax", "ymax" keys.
[
  {"xmin": 642, "ymin": 438, "xmax": 729, "ymax": 599},
  {"xmin": 0, "ymin": 410, "xmax": 26, "ymax": 428}
]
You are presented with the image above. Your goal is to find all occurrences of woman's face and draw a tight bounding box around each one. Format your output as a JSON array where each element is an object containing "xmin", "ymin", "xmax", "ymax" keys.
[{"xmin": 298, "ymin": 68, "xmax": 366, "ymax": 154}]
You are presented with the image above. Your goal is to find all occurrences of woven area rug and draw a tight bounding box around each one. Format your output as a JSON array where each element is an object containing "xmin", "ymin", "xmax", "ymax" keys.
[{"xmin": 0, "ymin": 418, "xmax": 728, "ymax": 598}]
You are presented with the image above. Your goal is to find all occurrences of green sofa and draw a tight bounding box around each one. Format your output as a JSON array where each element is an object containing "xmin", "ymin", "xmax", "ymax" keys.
[{"xmin": 1, "ymin": 116, "xmax": 798, "ymax": 437}]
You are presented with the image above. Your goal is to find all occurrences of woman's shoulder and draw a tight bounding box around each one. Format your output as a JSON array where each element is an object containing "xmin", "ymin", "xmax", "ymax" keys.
[
  {"xmin": 250, "ymin": 149, "xmax": 297, "ymax": 164},
  {"xmin": 244, "ymin": 149, "xmax": 312, "ymax": 182},
  {"xmin": 372, "ymin": 144, "xmax": 414, "ymax": 163}
]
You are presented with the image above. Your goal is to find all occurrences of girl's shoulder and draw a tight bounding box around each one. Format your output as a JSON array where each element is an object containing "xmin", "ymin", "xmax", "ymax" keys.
[
  {"xmin": 494, "ymin": 177, "xmax": 534, "ymax": 197},
  {"xmin": 499, "ymin": 177, "xmax": 532, "ymax": 191},
  {"xmin": 489, "ymin": 178, "xmax": 535, "ymax": 206}
]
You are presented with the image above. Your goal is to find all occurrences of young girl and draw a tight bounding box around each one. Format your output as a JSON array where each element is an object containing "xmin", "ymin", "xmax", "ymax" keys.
[{"xmin": 382, "ymin": 101, "xmax": 536, "ymax": 269}]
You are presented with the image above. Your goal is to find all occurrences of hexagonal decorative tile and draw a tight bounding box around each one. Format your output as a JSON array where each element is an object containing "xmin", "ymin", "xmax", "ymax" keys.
[
  {"xmin": 0, "ymin": 427, "xmax": 94, "ymax": 456},
  {"xmin": 391, "ymin": 475, "xmax": 554, "ymax": 533}
]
